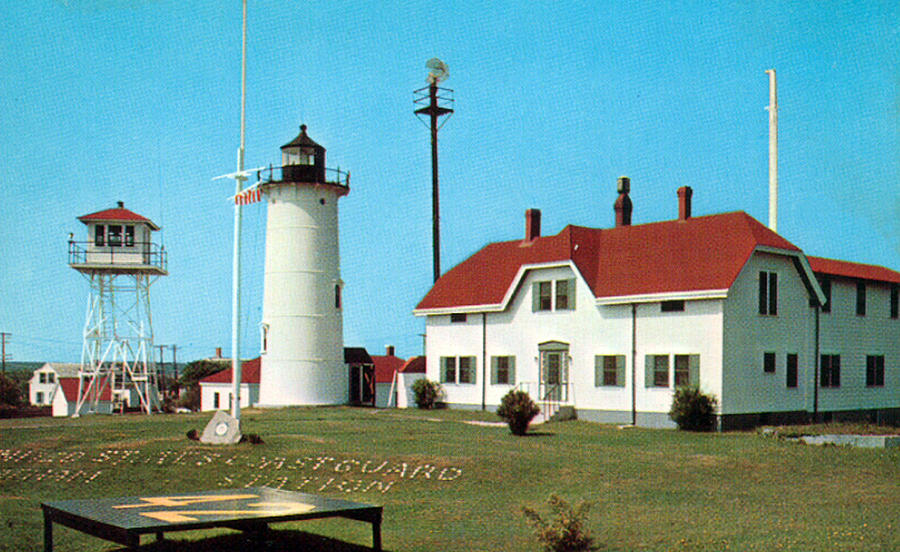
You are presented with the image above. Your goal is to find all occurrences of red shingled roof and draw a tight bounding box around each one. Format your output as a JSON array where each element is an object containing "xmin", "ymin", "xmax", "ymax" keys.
[
  {"xmin": 200, "ymin": 357, "xmax": 261, "ymax": 384},
  {"xmin": 416, "ymin": 211, "xmax": 801, "ymax": 311},
  {"xmin": 808, "ymin": 256, "xmax": 900, "ymax": 284},
  {"xmin": 78, "ymin": 207, "xmax": 160, "ymax": 230},
  {"xmin": 58, "ymin": 377, "xmax": 112, "ymax": 402},
  {"xmin": 400, "ymin": 356, "xmax": 426, "ymax": 374},
  {"xmin": 372, "ymin": 355, "xmax": 405, "ymax": 384}
]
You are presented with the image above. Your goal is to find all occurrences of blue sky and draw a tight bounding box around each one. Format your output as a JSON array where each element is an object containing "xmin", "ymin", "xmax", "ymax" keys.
[{"xmin": 1, "ymin": 1, "xmax": 898, "ymax": 363}]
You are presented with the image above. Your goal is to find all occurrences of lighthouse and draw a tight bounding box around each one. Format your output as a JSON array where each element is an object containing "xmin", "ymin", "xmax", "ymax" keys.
[{"xmin": 258, "ymin": 125, "xmax": 350, "ymax": 406}]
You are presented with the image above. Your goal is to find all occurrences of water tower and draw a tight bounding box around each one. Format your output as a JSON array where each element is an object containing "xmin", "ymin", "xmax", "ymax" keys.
[
  {"xmin": 68, "ymin": 202, "xmax": 167, "ymax": 415},
  {"xmin": 257, "ymin": 125, "xmax": 350, "ymax": 406}
]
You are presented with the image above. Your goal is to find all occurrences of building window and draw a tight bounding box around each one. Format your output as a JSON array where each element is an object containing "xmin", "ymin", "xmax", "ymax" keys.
[
  {"xmin": 213, "ymin": 392, "xmax": 220, "ymax": 409},
  {"xmin": 595, "ymin": 355, "xmax": 625, "ymax": 387},
  {"xmin": 334, "ymin": 284, "xmax": 342, "ymax": 309},
  {"xmin": 533, "ymin": 279, "xmax": 575, "ymax": 312},
  {"xmin": 645, "ymin": 355, "xmax": 669, "ymax": 388},
  {"xmin": 763, "ymin": 352, "xmax": 776, "ymax": 374},
  {"xmin": 107, "ymin": 225, "xmax": 123, "ymax": 247},
  {"xmin": 440, "ymin": 357, "xmax": 456, "ymax": 383},
  {"xmin": 820, "ymin": 354, "xmax": 841, "ymax": 388},
  {"xmin": 124, "ymin": 225, "xmax": 135, "ymax": 247},
  {"xmin": 535, "ymin": 281, "xmax": 552, "ymax": 311},
  {"xmin": 260, "ymin": 323, "xmax": 269, "ymax": 353},
  {"xmin": 891, "ymin": 286, "xmax": 898, "ymax": 319},
  {"xmin": 94, "ymin": 225, "xmax": 105, "ymax": 246},
  {"xmin": 786, "ymin": 354, "xmax": 798, "ymax": 388},
  {"xmin": 661, "ymin": 300, "xmax": 685, "ymax": 312},
  {"xmin": 866, "ymin": 355, "xmax": 885, "ymax": 387},
  {"xmin": 450, "ymin": 313, "xmax": 467, "ymax": 323},
  {"xmin": 441, "ymin": 356, "xmax": 476, "ymax": 384},
  {"xmin": 458, "ymin": 356, "xmax": 476, "ymax": 384},
  {"xmin": 491, "ymin": 356, "xmax": 515, "ymax": 385},
  {"xmin": 759, "ymin": 271, "xmax": 777, "ymax": 315},
  {"xmin": 48, "ymin": 373, "xmax": 54, "ymax": 383},
  {"xmin": 856, "ymin": 282, "xmax": 866, "ymax": 316},
  {"xmin": 36, "ymin": 392, "xmax": 44, "ymax": 404},
  {"xmin": 674, "ymin": 354, "xmax": 699, "ymax": 387},
  {"xmin": 39, "ymin": 373, "xmax": 47, "ymax": 384}
]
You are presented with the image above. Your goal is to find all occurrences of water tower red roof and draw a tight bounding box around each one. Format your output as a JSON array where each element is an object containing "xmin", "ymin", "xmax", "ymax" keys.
[{"xmin": 78, "ymin": 205, "xmax": 160, "ymax": 231}]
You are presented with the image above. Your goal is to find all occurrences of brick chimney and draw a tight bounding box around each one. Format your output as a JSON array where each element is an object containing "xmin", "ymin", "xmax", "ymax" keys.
[
  {"xmin": 677, "ymin": 186, "xmax": 693, "ymax": 221},
  {"xmin": 614, "ymin": 176, "xmax": 632, "ymax": 227},
  {"xmin": 215, "ymin": 347, "xmax": 222, "ymax": 359},
  {"xmin": 386, "ymin": 345, "xmax": 395, "ymax": 357},
  {"xmin": 525, "ymin": 209, "xmax": 541, "ymax": 242}
]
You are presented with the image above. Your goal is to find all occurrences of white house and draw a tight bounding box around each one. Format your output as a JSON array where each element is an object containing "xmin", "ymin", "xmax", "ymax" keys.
[
  {"xmin": 52, "ymin": 377, "xmax": 113, "ymax": 417},
  {"xmin": 414, "ymin": 180, "xmax": 900, "ymax": 429},
  {"xmin": 199, "ymin": 357, "xmax": 260, "ymax": 412},
  {"xmin": 29, "ymin": 363, "xmax": 79, "ymax": 406}
]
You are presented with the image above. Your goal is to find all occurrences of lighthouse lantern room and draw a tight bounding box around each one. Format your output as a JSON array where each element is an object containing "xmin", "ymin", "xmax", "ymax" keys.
[
  {"xmin": 258, "ymin": 124, "xmax": 350, "ymax": 406},
  {"xmin": 68, "ymin": 202, "xmax": 167, "ymax": 415}
]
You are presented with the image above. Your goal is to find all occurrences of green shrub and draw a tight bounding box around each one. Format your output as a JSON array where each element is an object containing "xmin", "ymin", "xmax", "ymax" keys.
[
  {"xmin": 411, "ymin": 378, "xmax": 443, "ymax": 409},
  {"xmin": 497, "ymin": 389, "xmax": 540, "ymax": 435},
  {"xmin": 0, "ymin": 373, "xmax": 23, "ymax": 409},
  {"xmin": 522, "ymin": 495, "xmax": 594, "ymax": 552},
  {"xmin": 669, "ymin": 385, "xmax": 718, "ymax": 431}
]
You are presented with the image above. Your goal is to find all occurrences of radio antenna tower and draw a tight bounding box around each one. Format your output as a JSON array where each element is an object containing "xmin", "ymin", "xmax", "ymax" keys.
[{"xmin": 415, "ymin": 58, "xmax": 454, "ymax": 283}]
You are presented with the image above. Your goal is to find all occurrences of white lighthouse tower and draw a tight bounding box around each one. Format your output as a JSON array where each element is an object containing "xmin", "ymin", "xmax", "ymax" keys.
[
  {"xmin": 258, "ymin": 125, "xmax": 350, "ymax": 406},
  {"xmin": 68, "ymin": 202, "xmax": 167, "ymax": 415}
]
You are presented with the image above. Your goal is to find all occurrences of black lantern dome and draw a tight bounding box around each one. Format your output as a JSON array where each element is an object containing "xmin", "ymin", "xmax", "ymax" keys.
[{"xmin": 281, "ymin": 124, "xmax": 326, "ymax": 183}]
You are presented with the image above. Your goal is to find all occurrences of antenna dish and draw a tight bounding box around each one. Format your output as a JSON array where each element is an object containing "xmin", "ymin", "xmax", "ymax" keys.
[{"xmin": 426, "ymin": 58, "xmax": 449, "ymax": 84}]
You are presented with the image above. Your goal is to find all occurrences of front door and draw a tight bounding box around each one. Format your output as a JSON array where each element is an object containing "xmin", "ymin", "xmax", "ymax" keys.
[{"xmin": 539, "ymin": 343, "xmax": 569, "ymax": 402}]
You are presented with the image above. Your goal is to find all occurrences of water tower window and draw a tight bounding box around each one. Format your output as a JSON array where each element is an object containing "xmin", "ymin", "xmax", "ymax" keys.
[
  {"xmin": 107, "ymin": 225, "xmax": 123, "ymax": 247},
  {"xmin": 95, "ymin": 225, "xmax": 105, "ymax": 246},
  {"xmin": 124, "ymin": 226, "xmax": 135, "ymax": 247}
]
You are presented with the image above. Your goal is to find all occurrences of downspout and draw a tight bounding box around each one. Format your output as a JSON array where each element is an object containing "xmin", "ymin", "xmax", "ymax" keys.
[
  {"xmin": 631, "ymin": 303, "xmax": 637, "ymax": 426},
  {"xmin": 482, "ymin": 312, "xmax": 487, "ymax": 411},
  {"xmin": 813, "ymin": 305, "xmax": 820, "ymax": 422}
]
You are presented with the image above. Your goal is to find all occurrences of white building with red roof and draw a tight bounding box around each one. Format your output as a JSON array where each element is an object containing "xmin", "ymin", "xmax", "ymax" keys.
[
  {"xmin": 371, "ymin": 346, "xmax": 406, "ymax": 408},
  {"xmin": 52, "ymin": 377, "xmax": 113, "ymax": 417},
  {"xmin": 199, "ymin": 357, "xmax": 261, "ymax": 412},
  {"xmin": 415, "ymin": 180, "xmax": 900, "ymax": 429}
]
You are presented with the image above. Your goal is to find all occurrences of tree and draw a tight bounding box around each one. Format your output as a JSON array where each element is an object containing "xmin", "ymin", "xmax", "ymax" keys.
[
  {"xmin": 176, "ymin": 360, "xmax": 227, "ymax": 411},
  {"xmin": 0, "ymin": 373, "xmax": 23, "ymax": 409}
]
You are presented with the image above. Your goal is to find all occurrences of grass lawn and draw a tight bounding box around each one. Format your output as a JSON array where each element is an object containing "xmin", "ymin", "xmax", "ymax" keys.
[{"xmin": 1, "ymin": 407, "xmax": 897, "ymax": 551}]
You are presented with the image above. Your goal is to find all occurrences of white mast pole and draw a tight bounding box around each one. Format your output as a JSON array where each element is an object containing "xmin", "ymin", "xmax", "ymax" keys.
[
  {"xmin": 231, "ymin": 0, "xmax": 248, "ymax": 421},
  {"xmin": 766, "ymin": 68, "xmax": 778, "ymax": 232}
]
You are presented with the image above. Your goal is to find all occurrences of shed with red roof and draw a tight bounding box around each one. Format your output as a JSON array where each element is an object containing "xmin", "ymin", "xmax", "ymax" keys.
[{"xmin": 198, "ymin": 357, "xmax": 261, "ymax": 412}]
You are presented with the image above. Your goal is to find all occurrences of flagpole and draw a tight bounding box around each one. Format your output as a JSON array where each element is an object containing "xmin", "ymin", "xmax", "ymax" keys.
[{"xmin": 231, "ymin": 0, "xmax": 248, "ymax": 422}]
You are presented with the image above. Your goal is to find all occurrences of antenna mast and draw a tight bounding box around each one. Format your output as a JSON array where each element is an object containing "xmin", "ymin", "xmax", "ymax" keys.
[
  {"xmin": 766, "ymin": 69, "xmax": 778, "ymax": 232},
  {"xmin": 415, "ymin": 59, "xmax": 454, "ymax": 283}
]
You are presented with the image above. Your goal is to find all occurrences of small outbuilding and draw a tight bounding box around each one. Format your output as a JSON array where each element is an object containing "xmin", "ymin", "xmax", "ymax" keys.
[{"xmin": 198, "ymin": 357, "xmax": 260, "ymax": 412}]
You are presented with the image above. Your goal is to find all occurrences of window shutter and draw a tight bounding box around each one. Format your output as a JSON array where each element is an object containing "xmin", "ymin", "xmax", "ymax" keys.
[
  {"xmin": 594, "ymin": 356, "xmax": 602, "ymax": 387},
  {"xmin": 532, "ymin": 282, "xmax": 541, "ymax": 312},
  {"xmin": 567, "ymin": 278, "xmax": 576, "ymax": 310},
  {"xmin": 645, "ymin": 355, "xmax": 654, "ymax": 387},
  {"xmin": 509, "ymin": 356, "xmax": 516, "ymax": 383},
  {"xmin": 769, "ymin": 272, "xmax": 778, "ymax": 315},
  {"xmin": 616, "ymin": 355, "xmax": 626, "ymax": 387},
  {"xmin": 689, "ymin": 355, "xmax": 700, "ymax": 387},
  {"xmin": 758, "ymin": 271, "xmax": 768, "ymax": 314},
  {"xmin": 490, "ymin": 357, "xmax": 498, "ymax": 385}
]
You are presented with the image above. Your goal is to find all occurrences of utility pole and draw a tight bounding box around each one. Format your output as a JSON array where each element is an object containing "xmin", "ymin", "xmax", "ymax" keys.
[
  {"xmin": 156, "ymin": 344, "xmax": 167, "ymax": 393},
  {"xmin": 171, "ymin": 345, "xmax": 178, "ymax": 395},
  {"xmin": 0, "ymin": 332, "xmax": 10, "ymax": 373}
]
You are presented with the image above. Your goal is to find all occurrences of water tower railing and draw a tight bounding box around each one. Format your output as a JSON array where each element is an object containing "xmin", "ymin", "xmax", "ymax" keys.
[{"xmin": 68, "ymin": 240, "xmax": 168, "ymax": 271}]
